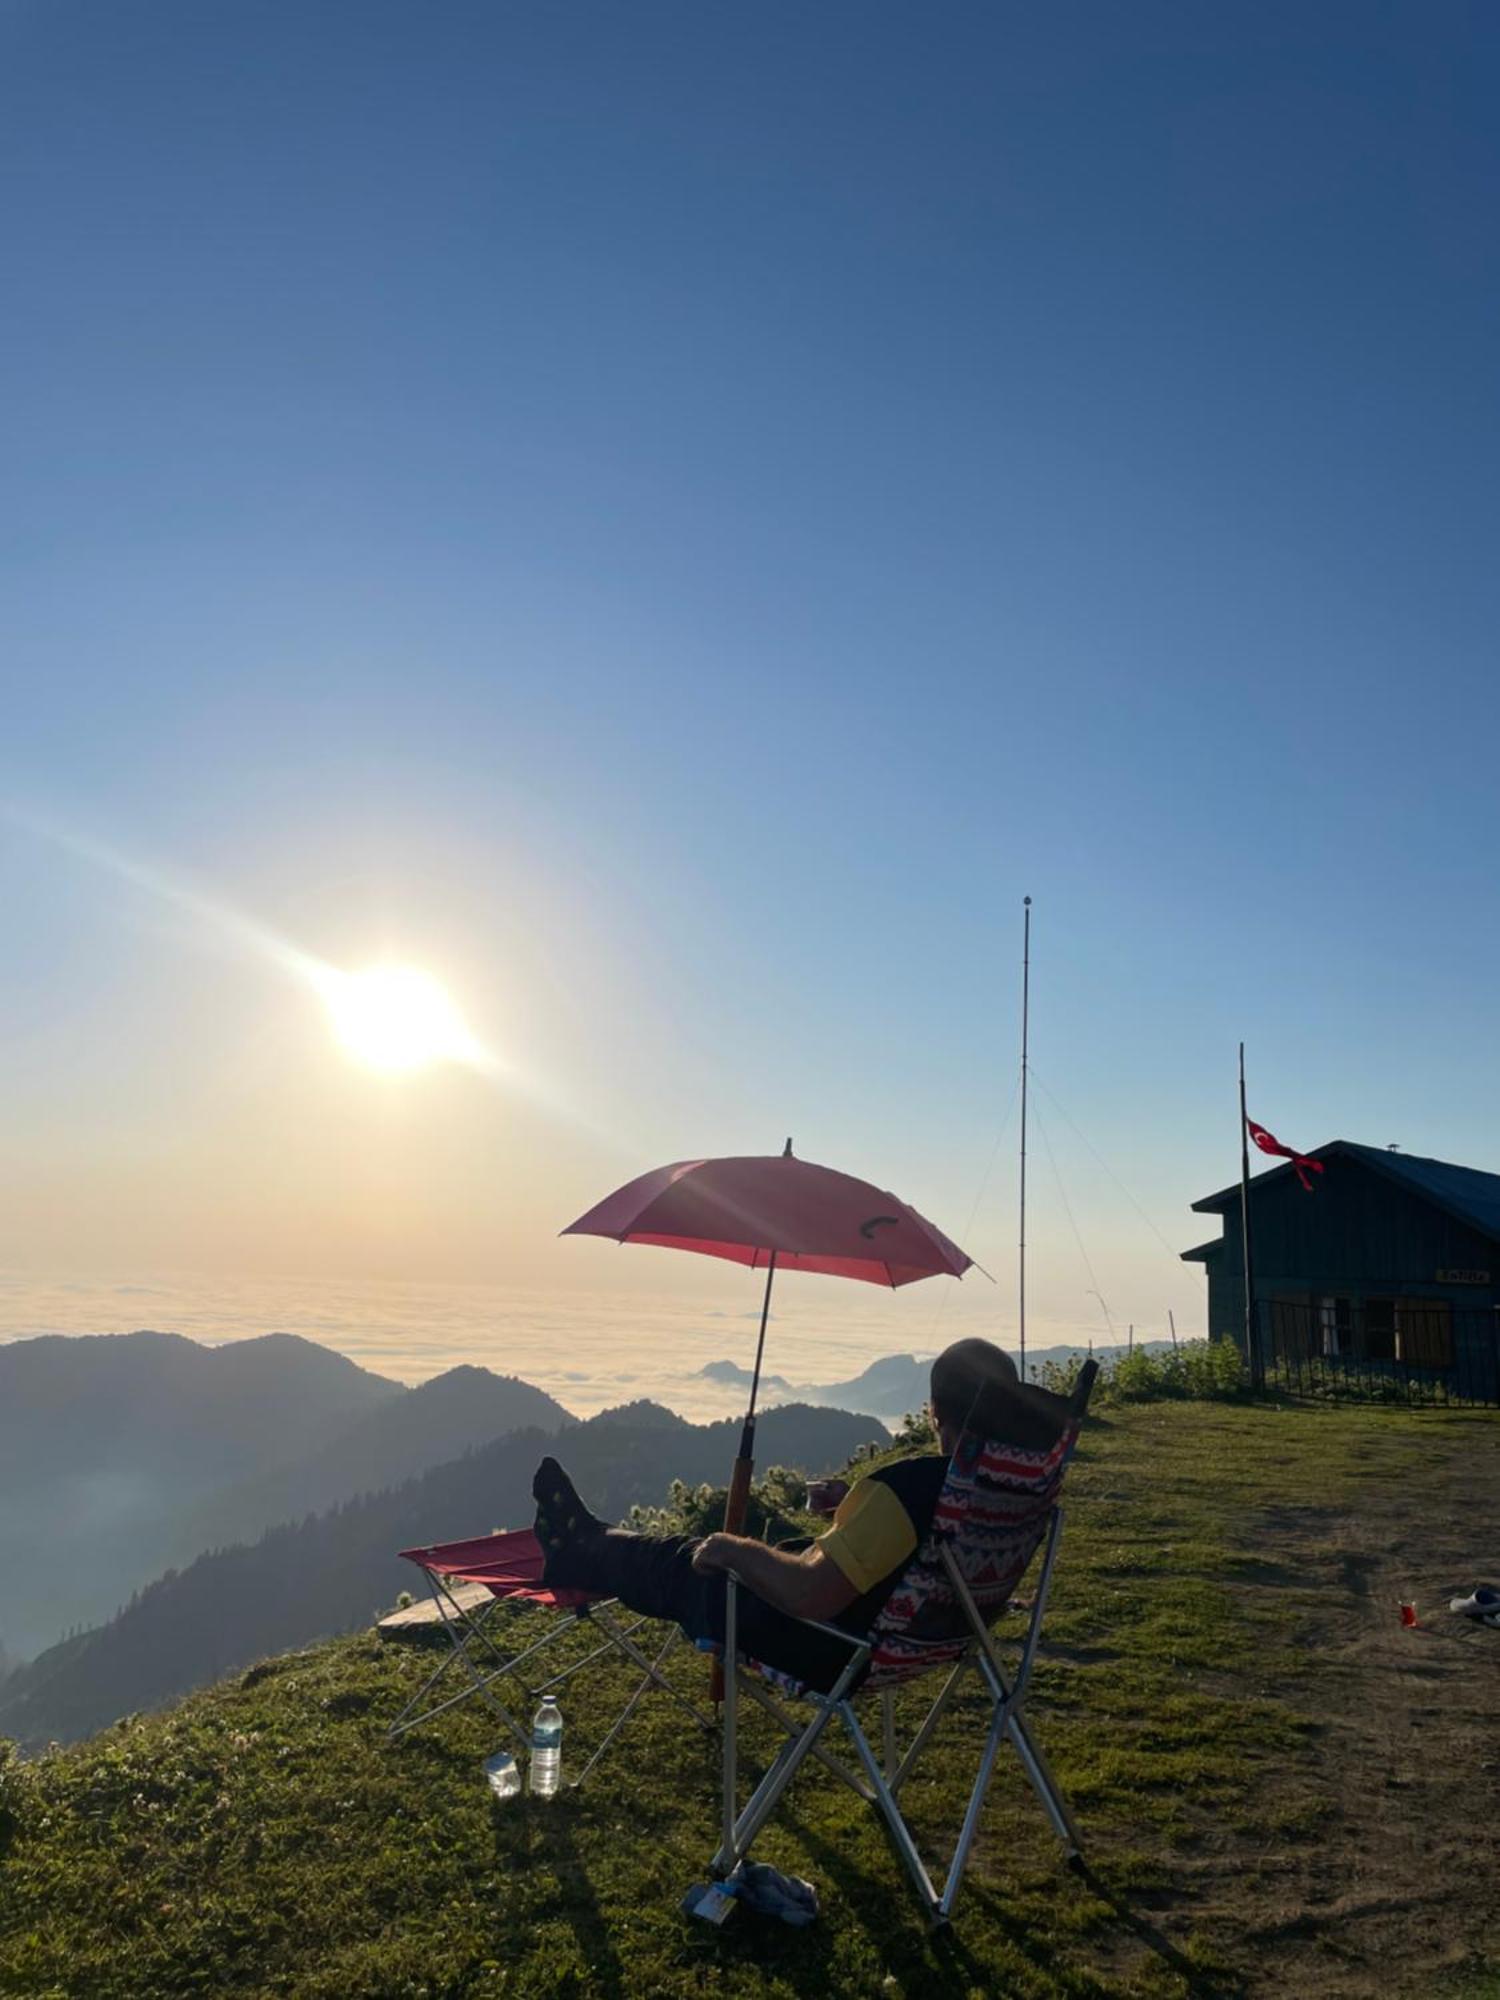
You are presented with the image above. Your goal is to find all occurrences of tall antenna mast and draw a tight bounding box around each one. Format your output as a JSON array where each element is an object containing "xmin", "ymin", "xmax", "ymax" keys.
[{"xmin": 1019, "ymin": 895, "xmax": 1032, "ymax": 1379}]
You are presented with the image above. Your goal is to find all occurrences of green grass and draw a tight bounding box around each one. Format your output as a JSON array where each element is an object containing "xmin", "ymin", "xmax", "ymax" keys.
[{"xmin": 2, "ymin": 1401, "xmax": 1496, "ymax": 1999}]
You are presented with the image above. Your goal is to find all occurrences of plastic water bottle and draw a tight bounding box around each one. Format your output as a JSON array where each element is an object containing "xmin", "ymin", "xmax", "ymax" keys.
[
  {"xmin": 483, "ymin": 1749, "xmax": 521, "ymax": 1801},
  {"xmin": 530, "ymin": 1698, "xmax": 563, "ymax": 1796}
]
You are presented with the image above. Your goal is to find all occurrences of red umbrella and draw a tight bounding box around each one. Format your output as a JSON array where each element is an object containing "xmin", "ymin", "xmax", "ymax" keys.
[{"xmin": 563, "ymin": 1140, "xmax": 975, "ymax": 1533}]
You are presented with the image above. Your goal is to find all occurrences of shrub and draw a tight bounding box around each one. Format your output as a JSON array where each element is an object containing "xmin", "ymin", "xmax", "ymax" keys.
[
  {"xmin": 1098, "ymin": 1338, "xmax": 1248, "ymax": 1404},
  {"xmin": 1036, "ymin": 1355, "xmax": 1087, "ymax": 1399},
  {"xmin": 1036, "ymin": 1339, "xmax": 1249, "ymax": 1407},
  {"xmin": 0, "ymin": 1739, "xmax": 22, "ymax": 1859},
  {"xmin": 1177, "ymin": 1336, "xmax": 1249, "ymax": 1399},
  {"xmin": 624, "ymin": 1466, "xmax": 809, "ymax": 1543},
  {"xmin": 892, "ymin": 1407, "xmax": 938, "ymax": 1451}
]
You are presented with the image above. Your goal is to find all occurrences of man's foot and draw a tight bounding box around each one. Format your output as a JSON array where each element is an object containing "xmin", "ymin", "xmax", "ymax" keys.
[{"xmin": 532, "ymin": 1457, "xmax": 605, "ymax": 1585}]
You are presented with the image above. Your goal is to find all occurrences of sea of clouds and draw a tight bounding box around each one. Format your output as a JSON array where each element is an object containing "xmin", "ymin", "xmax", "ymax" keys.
[{"xmin": 0, "ymin": 1265, "xmax": 1035, "ymax": 1423}]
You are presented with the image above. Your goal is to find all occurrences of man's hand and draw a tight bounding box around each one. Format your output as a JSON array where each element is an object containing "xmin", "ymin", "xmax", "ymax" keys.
[{"xmin": 691, "ymin": 1534, "xmax": 735, "ymax": 1576}]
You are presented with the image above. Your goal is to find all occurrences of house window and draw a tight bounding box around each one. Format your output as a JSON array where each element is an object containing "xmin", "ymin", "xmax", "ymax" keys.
[
  {"xmin": 1318, "ymin": 1296, "xmax": 1354, "ymax": 1358},
  {"xmin": 1271, "ymin": 1295, "xmax": 1313, "ymax": 1356},
  {"xmin": 1268, "ymin": 1295, "xmax": 1455, "ymax": 1369},
  {"xmin": 1364, "ymin": 1298, "xmax": 1397, "ymax": 1362},
  {"xmin": 1397, "ymin": 1301, "xmax": 1454, "ymax": 1368}
]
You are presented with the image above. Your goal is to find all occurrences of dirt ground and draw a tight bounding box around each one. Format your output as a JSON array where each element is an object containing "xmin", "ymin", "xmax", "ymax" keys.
[{"xmin": 1186, "ymin": 1411, "xmax": 1500, "ymax": 1998}]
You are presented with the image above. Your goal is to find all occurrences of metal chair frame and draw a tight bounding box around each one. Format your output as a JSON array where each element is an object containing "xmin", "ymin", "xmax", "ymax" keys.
[{"xmin": 713, "ymin": 1501, "xmax": 1081, "ymax": 1925}]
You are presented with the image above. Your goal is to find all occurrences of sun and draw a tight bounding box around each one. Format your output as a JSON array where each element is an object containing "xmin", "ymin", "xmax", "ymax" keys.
[{"xmin": 323, "ymin": 964, "xmax": 480, "ymax": 1073}]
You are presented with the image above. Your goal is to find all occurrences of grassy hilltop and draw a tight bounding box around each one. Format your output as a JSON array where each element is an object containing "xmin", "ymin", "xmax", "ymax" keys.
[{"xmin": 2, "ymin": 1400, "xmax": 1498, "ymax": 2000}]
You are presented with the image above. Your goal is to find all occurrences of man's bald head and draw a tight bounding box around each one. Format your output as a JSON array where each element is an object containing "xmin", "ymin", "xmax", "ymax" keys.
[
  {"xmin": 928, "ymin": 1336, "xmax": 1064, "ymax": 1448},
  {"xmin": 929, "ymin": 1337, "xmax": 1019, "ymax": 1434}
]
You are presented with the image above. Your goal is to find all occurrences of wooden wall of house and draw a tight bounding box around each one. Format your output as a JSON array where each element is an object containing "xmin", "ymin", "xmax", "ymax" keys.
[
  {"xmin": 1246, "ymin": 1158, "xmax": 1497, "ymax": 1294},
  {"xmin": 1198, "ymin": 1156, "xmax": 1500, "ymax": 1388}
]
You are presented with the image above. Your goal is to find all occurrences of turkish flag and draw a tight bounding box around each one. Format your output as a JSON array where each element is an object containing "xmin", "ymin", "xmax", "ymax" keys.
[{"xmin": 1246, "ymin": 1118, "xmax": 1324, "ymax": 1193}]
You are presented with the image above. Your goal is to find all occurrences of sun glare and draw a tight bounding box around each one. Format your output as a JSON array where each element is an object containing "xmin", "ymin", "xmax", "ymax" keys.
[{"xmin": 324, "ymin": 965, "xmax": 480, "ymax": 1073}]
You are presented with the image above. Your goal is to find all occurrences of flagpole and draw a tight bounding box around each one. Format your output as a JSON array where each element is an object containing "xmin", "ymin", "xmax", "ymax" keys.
[
  {"xmin": 1018, "ymin": 896, "xmax": 1031, "ymax": 1379},
  {"xmin": 1238, "ymin": 1042, "xmax": 1261, "ymax": 1391}
]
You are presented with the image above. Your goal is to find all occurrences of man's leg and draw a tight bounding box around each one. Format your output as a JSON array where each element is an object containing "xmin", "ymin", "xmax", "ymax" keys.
[
  {"xmin": 533, "ymin": 1459, "xmax": 861, "ymax": 1692},
  {"xmin": 579, "ymin": 1529, "xmax": 861, "ymax": 1693}
]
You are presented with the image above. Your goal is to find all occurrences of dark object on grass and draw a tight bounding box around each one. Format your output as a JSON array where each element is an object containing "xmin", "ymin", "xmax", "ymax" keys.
[
  {"xmin": 682, "ymin": 1861, "xmax": 819, "ymax": 1927},
  {"xmin": 1448, "ymin": 1586, "xmax": 1500, "ymax": 1623}
]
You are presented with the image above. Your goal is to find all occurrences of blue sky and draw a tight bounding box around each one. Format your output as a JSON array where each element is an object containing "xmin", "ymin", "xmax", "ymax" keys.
[{"xmin": 2, "ymin": 3, "xmax": 1497, "ymax": 1355}]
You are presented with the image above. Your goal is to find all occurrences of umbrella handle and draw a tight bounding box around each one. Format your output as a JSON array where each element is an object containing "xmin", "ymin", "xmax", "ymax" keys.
[{"xmin": 723, "ymin": 1450, "xmax": 754, "ymax": 1537}]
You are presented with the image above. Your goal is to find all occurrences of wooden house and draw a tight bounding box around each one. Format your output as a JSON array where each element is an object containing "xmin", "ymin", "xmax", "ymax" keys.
[{"xmin": 1182, "ymin": 1141, "xmax": 1500, "ymax": 1399}]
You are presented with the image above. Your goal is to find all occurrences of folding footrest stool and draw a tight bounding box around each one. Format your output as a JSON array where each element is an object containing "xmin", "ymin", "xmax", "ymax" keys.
[{"xmin": 387, "ymin": 1527, "xmax": 714, "ymax": 1785}]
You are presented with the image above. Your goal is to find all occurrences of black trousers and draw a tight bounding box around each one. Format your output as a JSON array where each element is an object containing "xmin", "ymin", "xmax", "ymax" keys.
[{"xmin": 584, "ymin": 1532, "xmax": 862, "ymax": 1694}]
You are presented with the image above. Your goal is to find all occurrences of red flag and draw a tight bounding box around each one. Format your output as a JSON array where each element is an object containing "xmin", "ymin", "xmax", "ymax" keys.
[{"xmin": 1246, "ymin": 1117, "xmax": 1324, "ymax": 1193}]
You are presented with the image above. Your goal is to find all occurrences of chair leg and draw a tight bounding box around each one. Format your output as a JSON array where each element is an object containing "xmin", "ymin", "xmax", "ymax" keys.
[
  {"xmin": 712, "ymin": 1637, "xmax": 871, "ymax": 1877},
  {"xmin": 586, "ymin": 1606, "xmax": 716, "ymax": 1731},
  {"xmin": 713, "ymin": 1695, "xmax": 844, "ymax": 1877},
  {"xmin": 386, "ymin": 1577, "xmax": 500, "ymax": 1737},
  {"xmin": 387, "ymin": 1583, "xmax": 536, "ymax": 1746},
  {"xmin": 970, "ymin": 1642, "xmax": 1084, "ymax": 1860},
  {"xmin": 531, "ymin": 1614, "xmax": 654, "ymax": 1696},
  {"xmin": 839, "ymin": 1703, "xmax": 943, "ymax": 1921},
  {"xmin": 721, "ymin": 1583, "xmax": 738, "ymax": 1861},
  {"xmin": 1004, "ymin": 1707, "xmax": 1083, "ymax": 1857},
  {"xmin": 938, "ymin": 1695, "xmax": 1010, "ymax": 1919},
  {"xmin": 742, "ymin": 1677, "xmax": 876, "ymax": 1801},
  {"xmin": 888, "ymin": 1652, "xmax": 972, "ymax": 1794},
  {"xmin": 568, "ymin": 1626, "xmax": 681, "ymax": 1787}
]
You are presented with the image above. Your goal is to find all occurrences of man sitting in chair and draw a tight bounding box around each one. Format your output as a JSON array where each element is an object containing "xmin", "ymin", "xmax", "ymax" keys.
[{"xmin": 533, "ymin": 1336, "xmax": 1065, "ymax": 1694}]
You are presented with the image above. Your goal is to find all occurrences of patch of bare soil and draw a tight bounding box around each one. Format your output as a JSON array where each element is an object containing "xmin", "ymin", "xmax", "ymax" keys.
[{"xmin": 1195, "ymin": 1415, "xmax": 1500, "ymax": 1998}]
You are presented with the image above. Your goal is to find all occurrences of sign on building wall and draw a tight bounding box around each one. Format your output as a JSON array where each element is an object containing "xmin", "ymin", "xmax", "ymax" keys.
[{"xmin": 1435, "ymin": 1269, "xmax": 1491, "ymax": 1285}]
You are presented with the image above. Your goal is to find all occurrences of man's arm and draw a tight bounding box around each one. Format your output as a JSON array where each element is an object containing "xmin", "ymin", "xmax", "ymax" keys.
[{"xmin": 691, "ymin": 1532, "xmax": 858, "ymax": 1623}]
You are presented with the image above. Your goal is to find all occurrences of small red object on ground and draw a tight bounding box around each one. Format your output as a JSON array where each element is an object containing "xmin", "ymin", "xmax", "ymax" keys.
[{"xmin": 1399, "ymin": 1600, "xmax": 1419, "ymax": 1628}]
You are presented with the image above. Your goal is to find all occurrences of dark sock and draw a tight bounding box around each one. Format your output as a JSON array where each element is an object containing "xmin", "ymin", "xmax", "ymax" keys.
[{"xmin": 531, "ymin": 1457, "xmax": 605, "ymax": 1584}]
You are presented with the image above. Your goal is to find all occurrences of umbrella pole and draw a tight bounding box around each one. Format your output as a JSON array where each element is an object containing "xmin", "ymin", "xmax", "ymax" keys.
[
  {"xmin": 725, "ymin": 1251, "xmax": 777, "ymax": 1536},
  {"xmin": 713, "ymin": 1252, "xmax": 777, "ymax": 1709}
]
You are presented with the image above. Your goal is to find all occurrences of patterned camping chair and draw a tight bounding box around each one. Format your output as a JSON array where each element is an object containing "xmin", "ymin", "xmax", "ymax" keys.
[{"xmin": 705, "ymin": 1358, "xmax": 1096, "ymax": 1926}]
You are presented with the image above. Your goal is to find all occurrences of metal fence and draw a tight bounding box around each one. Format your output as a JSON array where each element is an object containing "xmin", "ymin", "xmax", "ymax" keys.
[{"xmin": 1255, "ymin": 1298, "xmax": 1500, "ymax": 1409}]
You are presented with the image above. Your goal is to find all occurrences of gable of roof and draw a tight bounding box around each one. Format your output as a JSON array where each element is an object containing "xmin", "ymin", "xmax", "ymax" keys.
[{"xmin": 1190, "ymin": 1141, "xmax": 1500, "ymax": 1244}]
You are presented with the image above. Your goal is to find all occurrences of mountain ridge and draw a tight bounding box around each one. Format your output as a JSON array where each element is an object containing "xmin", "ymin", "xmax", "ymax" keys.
[
  {"xmin": 0, "ymin": 1398, "xmax": 888, "ymax": 1747},
  {"xmin": 0, "ymin": 1333, "xmax": 570, "ymax": 1659}
]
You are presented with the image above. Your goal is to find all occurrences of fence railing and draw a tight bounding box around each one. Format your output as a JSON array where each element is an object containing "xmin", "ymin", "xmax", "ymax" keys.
[{"xmin": 1255, "ymin": 1298, "xmax": 1500, "ymax": 1408}]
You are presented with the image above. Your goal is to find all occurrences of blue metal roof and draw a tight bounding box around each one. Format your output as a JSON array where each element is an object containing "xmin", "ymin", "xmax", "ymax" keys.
[
  {"xmin": 1344, "ymin": 1143, "xmax": 1500, "ymax": 1240},
  {"xmin": 1190, "ymin": 1141, "xmax": 1500, "ymax": 1243}
]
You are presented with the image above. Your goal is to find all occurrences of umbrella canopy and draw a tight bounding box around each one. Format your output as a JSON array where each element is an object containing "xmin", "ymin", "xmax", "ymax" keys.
[
  {"xmin": 562, "ymin": 1150, "xmax": 973, "ymax": 1289},
  {"xmin": 563, "ymin": 1144, "xmax": 976, "ymax": 1701}
]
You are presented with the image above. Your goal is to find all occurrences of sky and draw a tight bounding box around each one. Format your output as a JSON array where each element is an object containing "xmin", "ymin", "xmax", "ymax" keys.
[{"xmin": 2, "ymin": 2, "xmax": 1498, "ymax": 1383}]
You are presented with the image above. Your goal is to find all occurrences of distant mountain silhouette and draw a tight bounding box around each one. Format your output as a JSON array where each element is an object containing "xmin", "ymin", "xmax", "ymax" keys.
[
  {"xmin": 585, "ymin": 1398, "xmax": 693, "ymax": 1430},
  {"xmin": 697, "ymin": 1350, "xmax": 928, "ymax": 1417},
  {"xmin": 0, "ymin": 1334, "xmax": 570, "ymax": 1660},
  {"xmin": 0, "ymin": 1400, "xmax": 887, "ymax": 1748},
  {"xmin": 0, "ymin": 1330, "xmax": 399, "ymax": 1498},
  {"xmin": 698, "ymin": 1358, "xmax": 794, "ymax": 1393},
  {"xmin": 699, "ymin": 1343, "xmax": 1162, "ymax": 1419}
]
